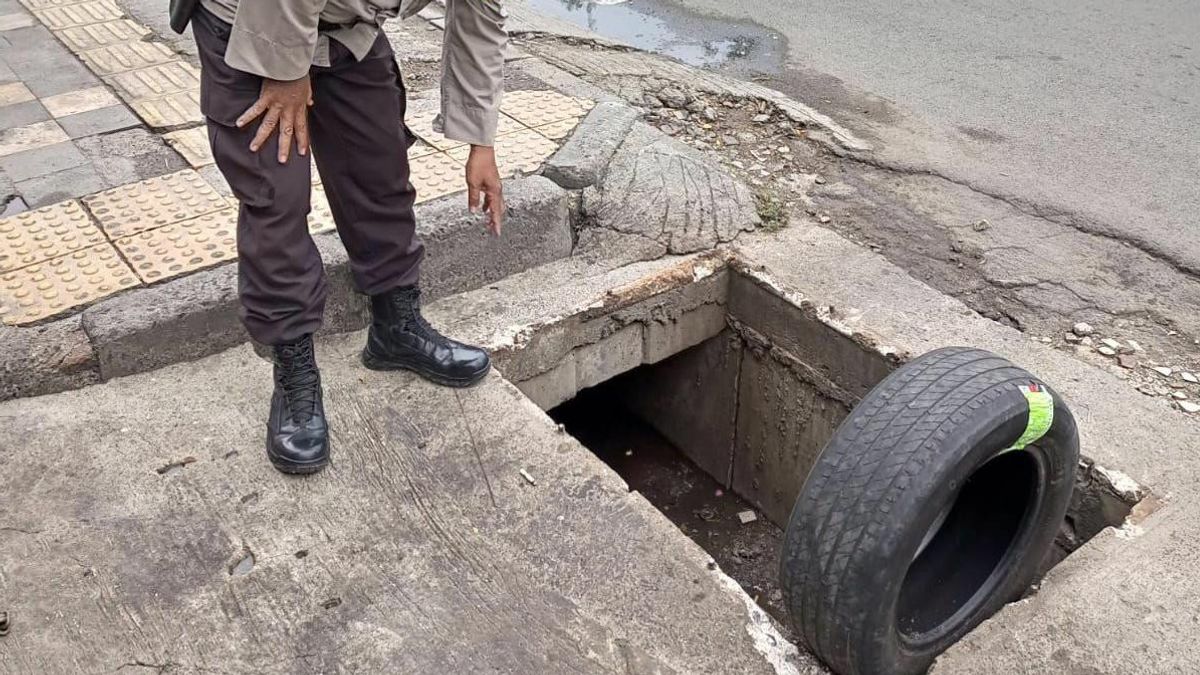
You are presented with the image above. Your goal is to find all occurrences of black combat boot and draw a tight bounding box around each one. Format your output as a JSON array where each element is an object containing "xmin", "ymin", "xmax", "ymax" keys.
[
  {"xmin": 267, "ymin": 335, "xmax": 329, "ymax": 474},
  {"xmin": 361, "ymin": 285, "xmax": 490, "ymax": 387}
]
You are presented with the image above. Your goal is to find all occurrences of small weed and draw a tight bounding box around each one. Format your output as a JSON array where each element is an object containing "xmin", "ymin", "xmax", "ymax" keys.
[{"xmin": 755, "ymin": 191, "xmax": 787, "ymax": 232}]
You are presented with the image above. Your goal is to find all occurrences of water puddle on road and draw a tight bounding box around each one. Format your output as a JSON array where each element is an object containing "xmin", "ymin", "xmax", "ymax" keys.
[{"xmin": 526, "ymin": 0, "xmax": 786, "ymax": 74}]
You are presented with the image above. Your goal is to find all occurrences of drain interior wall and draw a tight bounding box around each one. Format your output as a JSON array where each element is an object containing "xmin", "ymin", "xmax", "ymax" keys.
[{"xmin": 620, "ymin": 275, "xmax": 897, "ymax": 526}]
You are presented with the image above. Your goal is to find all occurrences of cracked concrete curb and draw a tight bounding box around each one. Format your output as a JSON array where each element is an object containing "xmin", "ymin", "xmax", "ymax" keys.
[
  {"xmin": 543, "ymin": 101, "xmax": 640, "ymax": 189},
  {"xmin": 0, "ymin": 176, "xmax": 572, "ymax": 399}
]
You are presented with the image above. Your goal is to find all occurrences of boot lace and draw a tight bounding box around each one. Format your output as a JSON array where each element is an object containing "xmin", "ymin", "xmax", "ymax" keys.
[
  {"xmin": 392, "ymin": 290, "xmax": 452, "ymax": 348},
  {"xmin": 275, "ymin": 340, "xmax": 320, "ymax": 422}
]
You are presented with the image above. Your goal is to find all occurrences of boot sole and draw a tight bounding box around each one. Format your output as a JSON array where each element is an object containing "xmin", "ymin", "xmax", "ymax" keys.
[
  {"xmin": 266, "ymin": 439, "xmax": 330, "ymax": 475},
  {"xmin": 360, "ymin": 348, "xmax": 490, "ymax": 388}
]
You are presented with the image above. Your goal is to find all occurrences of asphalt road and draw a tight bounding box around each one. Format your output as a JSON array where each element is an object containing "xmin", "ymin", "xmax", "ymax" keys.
[{"xmin": 532, "ymin": 0, "xmax": 1200, "ymax": 273}]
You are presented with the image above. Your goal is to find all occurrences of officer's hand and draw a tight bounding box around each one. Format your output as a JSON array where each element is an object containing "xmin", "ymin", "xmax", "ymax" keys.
[
  {"xmin": 466, "ymin": 145, "xmax": 504, "ymax": 236},
  {"xmin": 237, "ymin": 75, "xmax": 313, "ymax": 164}
]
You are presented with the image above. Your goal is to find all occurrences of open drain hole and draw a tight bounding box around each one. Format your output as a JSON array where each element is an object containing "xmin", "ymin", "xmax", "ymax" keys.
[
  {"xmin": 551, "ymin": 381, "xmax": 790, "ymax": 628},
  {"xmin": 520, "ymin": 268, "xmax": 1147, "ymax": 662}
]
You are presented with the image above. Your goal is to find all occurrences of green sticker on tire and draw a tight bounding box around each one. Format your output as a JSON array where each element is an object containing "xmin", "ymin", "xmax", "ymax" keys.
[{"xmin": 1007, "ymin": 383, "xmax": 1054, "ymax": 451}]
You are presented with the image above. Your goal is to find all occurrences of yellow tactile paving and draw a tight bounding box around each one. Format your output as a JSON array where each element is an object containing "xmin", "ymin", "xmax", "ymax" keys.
[
  {"xmin": 500, "ymin": 90, "xmax": 594, "ymax": 127},
  {"xmin": 0, "ymin": 242, "xmax": 139, "ymax": 325},
  {"xmin": 79, "ymin": 41, "xmax": 177, "ymax": 76},
  {"xmin": 533, "ymin": 117, "xmax": 582, "ymax": 141},
  {"xmin": 82, "ymin": 169, "xmax": 229, "ymax": 239},
  {"xmin": 448, "ymin": 128, "xmax": 559, "ymax": 177},
  {"xmin": 410, "ymin": 151, "xmax": 464, "ymax": 203},
  {"xmin": 0, "ymin": 120, "xmax": 70, "ymax": 158},
  {"xmin": 57, "ymin": 19, "xmax": 150, "ymax": 52},
  {"xmin": 114, "ymin": 208, "xmax": 237, "ymax": 283},
  {"xmin": 20, "ymin": 0, "xmax": 90, "ymax": 9},
  {"xmin": 0, "ymin": 82, "xmax": 35, "ymax": 107},
  {"xmin": 32, "ymin": 0, "xmax": 121, "ymax": 30},
  {"xmin": 404, "ymin": 109, "xmax": 463, "ymax": 151},
  {"xmin": 163, "ymin": 126, "xmax": 213, "ymax": 168},
  {"xmin": 129, "ymin": 89, "xmax": 202, "ymax": 128},
  {"xmin": 107, "ymin": 61, "xmax": 200, "ymax": 101},
  {"xmin": 496, "ymin": 112, "xmax": 525, "ymax": 136},
  {"xmin": 308, "ymin": 184, "xmax": 336, "ymax": 235},
  {"xmin": 407, "ymin": 139, "xmax": 438, "ymax": 159},
  {"xmin": 0, "ymin": 200, "xmax": 105, "ymax": 273}
]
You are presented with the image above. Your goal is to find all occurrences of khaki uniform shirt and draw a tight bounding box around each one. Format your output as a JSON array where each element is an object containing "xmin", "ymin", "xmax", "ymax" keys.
[{"xmin": 199, "ymin": 0, "xmax": 507, "ymax": 146}]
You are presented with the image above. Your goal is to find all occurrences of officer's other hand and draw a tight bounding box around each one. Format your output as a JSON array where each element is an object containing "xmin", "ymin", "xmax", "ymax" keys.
[
  {"xmin": 466, "ymin": 145, "xmax": 504, "ymax": 236},
  {"xmin": 237, "ymin": 75, "xmax": 314, "ymax": 164}
]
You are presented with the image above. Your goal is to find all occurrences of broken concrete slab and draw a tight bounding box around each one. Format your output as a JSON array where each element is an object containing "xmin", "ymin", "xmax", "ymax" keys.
[
  {"xmin": 0, "ymin": 329, "xmax": 812, "ymax": 673},
  {"xmin": 543, "ymin": 101, "xmax": 640, "ymax": 189},
  {"xmin": 0, "ymin": 314, "xmax": 97, "ymax": 399},
  {"xmin": 582, "ymin": 122, "xmax": 759, "ymax": 255}
]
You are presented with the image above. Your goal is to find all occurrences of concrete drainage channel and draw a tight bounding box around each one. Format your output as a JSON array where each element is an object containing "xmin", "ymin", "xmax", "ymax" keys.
[{"xmin": 491, "ymin": 253, "xmax": 1149, "ymax": 673}]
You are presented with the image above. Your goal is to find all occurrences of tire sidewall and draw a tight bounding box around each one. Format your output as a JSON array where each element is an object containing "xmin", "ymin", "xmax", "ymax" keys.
[{"xmin": 852, "ymin": 380, "xmax": 1078, "ymax": 674}]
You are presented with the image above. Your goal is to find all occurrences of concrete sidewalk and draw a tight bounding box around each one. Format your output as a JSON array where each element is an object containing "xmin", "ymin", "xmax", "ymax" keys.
[{"xmin": 0, "ymin": 326, "xmax": 804, "ymax": 673}]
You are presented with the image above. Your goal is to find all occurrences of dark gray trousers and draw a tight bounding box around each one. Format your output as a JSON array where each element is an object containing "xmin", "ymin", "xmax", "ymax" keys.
[{"xmin": 194, "ymin": 7, "xmax": 424, "ymax": 345}]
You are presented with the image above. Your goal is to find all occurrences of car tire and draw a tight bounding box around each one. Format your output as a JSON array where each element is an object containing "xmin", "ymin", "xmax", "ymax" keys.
[{"xmin": 779, "ymin": 346, "xmax": 1079, "ymax": 675}]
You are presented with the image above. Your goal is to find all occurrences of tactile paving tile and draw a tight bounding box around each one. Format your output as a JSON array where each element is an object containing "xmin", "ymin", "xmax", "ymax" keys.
[
  {"xmin": 533, "ymin": 117, "xmax": 582, "ymax": 141},
  {"xmin": 0, "ymin": 199, "xmax": 105, "ymax": 273},
  {"xmin": 0, "ymin": 241, "xmax": 139, "ymax": 325},
  {"xmin": 448, "ymin": 128, "xmax": 559, "ymax": 177},
  {"xmin": 130, "ymin": 89, "xmax": 202, "ymax": 128},
  {"xmin": 500, "ymin": 90, "xmax": 594, "ymax": 128},
  {"xmin": 308, "ymin": 184, "xmax": 336, "ymax": 235},
  {"xmin": 163, "ymin": 126, "xmax": 213, "ymax": 168},
  {"xmin": 20, "ymin": 0, "xmax": 90, "ymax": 9},
  {"xmin": 57, "ymin": 19, "xmax": 150, "ymax": 52},
  {"xmin": 114, "ymin": 208, "xmax": 237, "ymax": 283},
  {"xmin": 107, "ymin": 61, "xmax": 200, "ymax": 101},
  {"xmin": 410, "ymin": 152, "xmax": 464, "ymax": 203},
  {"xmin": 32, "ymin": 0, "xmax": 121, "ymax": 29},
  {"xmin": 80, "ymin": 42, "xmax": 177, "ymax": 76},
  {"xmin": 83, "ymin": 169, "xmax": 229, "ymax": 239},
  {"xmin": 405, "ymin": 110, "xmax": 530, "ymax": 150},
  {"xmin": 407, "ymin": 139, "xmax": 438, "ymax": 159},
  {"xmin": 404, "ymin": 109, "xmax": 462, "ymax": 150}
]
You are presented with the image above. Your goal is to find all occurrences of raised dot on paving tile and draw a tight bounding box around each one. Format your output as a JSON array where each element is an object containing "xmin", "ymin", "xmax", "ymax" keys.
[
  {"xmin": 107, "ymin": 61, "xmax": 200, "ymax": 101},
  {"xmin": 407, "ymin": 139, "xmax": 438, "ymax": 159},
  {"xmin": 0, "ymin": 120, "xmax": 70, "ymax": 158},
  {"xmin": 448, "ymin": 128, "xmax": 559, "ymax": 177},
  {"xmin": 82, "ymin": 169, "xmax": 229, "ymax": 239},
  {"xmin": 130, "ymin": 89, "xmax": 201, "ymax": 128},
  {"xmin": 80, "ymin": 42, "xmax": 177, "ymax": 76},
  {"xmin": 32, "ymin": 0, "xmax": 122, "ymax": 30},
  {"xmin": 0, "ymin": 82, "xmax": 35, "ymax": 107},
  {"xmin": 410, "ymin": 152, "xmax": 464, "ymax": 204},
  {"xmin": 41, "ymin": 86, "xmax": 120, "ymax": 118},
  {"xmin": 0, "ymin": 241, "xmax": 138, "ymax": 325},
  {"xmin": 308, "ymin": 184, "xmax": 335, "ymax": 235},
  {"xmin": 57, "ymin": 19, "xmax": 150, "ymax": 52},
  {"xmin": 162, "ymin": 126, "xmax": 212, "ymax": 168},
  {"xmin": 405, "ymin": 109, "xmax": 462, "ymax": 150},
  {"xmin": 533, "ymin": 117, "xmax": 582, "ymax": 141},
  {"xmin": 0, "ymin": 199, "xmax": 105, "ymax": 273},
  {"xmin": 500, "ymin": 90, "xmax": 594, "ymax": 128},
  {"xmin": 114, "ymin": 208, "xmax": 237, "ymax": 283}
]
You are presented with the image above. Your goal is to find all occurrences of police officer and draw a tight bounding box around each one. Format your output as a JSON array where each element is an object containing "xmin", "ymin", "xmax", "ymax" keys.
[{"xmin": 172, "ymin": 0, "xmax": 507, "ymax": 474}]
